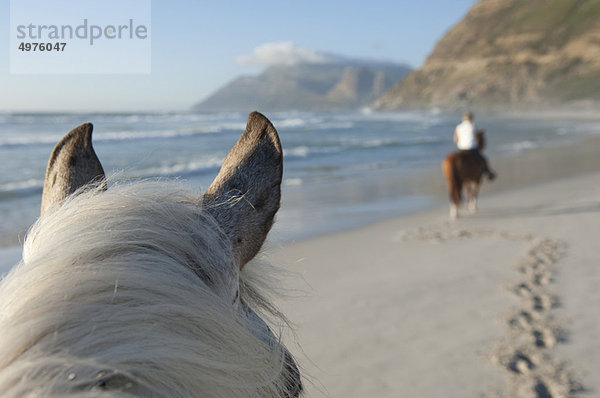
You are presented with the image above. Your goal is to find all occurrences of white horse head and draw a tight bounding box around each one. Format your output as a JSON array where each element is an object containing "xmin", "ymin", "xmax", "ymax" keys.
[{"xmin": 0, "ymin": 112, "xmax": 301, "ymax": 397}]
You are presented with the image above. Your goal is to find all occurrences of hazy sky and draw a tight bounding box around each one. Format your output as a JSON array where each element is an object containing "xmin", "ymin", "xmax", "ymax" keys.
[{"xmin": 0, "ymin": 0, "xmax": 477, "ymax": 112}]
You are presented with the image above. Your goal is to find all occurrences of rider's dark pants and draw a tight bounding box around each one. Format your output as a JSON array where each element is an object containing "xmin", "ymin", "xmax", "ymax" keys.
[{"xmin": 462, "ymin": 149, "xmax": 494, "ymax": 177}]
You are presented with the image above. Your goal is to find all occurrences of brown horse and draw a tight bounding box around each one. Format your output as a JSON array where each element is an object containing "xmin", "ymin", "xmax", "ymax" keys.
[{"xmin": 441, "ymin": 130, "xmax": 496, "ymax": 219}]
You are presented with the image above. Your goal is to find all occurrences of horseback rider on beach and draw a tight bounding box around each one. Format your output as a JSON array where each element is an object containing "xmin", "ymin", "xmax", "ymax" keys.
[{"xmin": 454, "ymin": 112, "xmax": 495, "ymax": 180}]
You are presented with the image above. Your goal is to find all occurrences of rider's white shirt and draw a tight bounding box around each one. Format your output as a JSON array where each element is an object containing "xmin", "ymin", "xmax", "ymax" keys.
[{"xmin": 455, "ymin": 120, "xmax": 477, "ymax": 150}]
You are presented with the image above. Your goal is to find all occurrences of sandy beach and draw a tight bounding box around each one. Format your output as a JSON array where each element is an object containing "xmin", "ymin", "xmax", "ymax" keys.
[
  {"xmin": 1, "ymin": 124, "xmax": 599, "ymax": 398},
  {"xmin": 3, "ymin": 0, "xmax": 600, "ymax": 395},
  {"xmin": 269, "ymin": 171, "xmax": 600, "ymax": 396}
]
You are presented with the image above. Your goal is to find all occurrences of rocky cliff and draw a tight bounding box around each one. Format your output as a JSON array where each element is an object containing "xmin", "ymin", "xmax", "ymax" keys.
[{"xmin": 373, "ymin": 0, "xmax": 600, "ymax": 111}]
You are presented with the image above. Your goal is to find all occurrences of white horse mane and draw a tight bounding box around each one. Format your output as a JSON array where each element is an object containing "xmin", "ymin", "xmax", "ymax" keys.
[{"xmin": 0, "ymin": 181, "xmax": 295, "ymax": 397}]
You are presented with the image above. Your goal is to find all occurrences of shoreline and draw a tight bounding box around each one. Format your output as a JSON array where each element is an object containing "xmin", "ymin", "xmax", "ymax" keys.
[
  {"xmin": 273, "ymin": 132, "xmax": 600, "ymax": 246},
  {"xmin": 272, "ymin": 170, "xmax": 600, "ymax": 397},
  {"xmin": 410, "ymin": 133, "xmax": 600, "ymax": 202},
  {"xmin": 3, "ymin": 132, "xmax": 600, "ymax": 273},
  {"xmin": 1, "ymin": 126, "xmax": 599, "ymax": 396}
]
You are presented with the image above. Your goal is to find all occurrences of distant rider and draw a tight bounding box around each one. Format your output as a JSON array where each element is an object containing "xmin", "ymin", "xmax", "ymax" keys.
[{"xmin": 454, "ymin": 112, "xmax": 495, "ymax": 180}]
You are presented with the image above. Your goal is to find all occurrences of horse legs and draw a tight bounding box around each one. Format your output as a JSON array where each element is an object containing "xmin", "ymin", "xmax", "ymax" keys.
[
  {"xmin": 466, "ymin": 182, "xmax": 479, "ymax": 214},
  {"xmin": 465, "ymin": 183, "xmax": 472, "ymax": 213},
  {"xmin": 450, "ymin": 203, "xmax": 458, "ymax": 220},
  {"xmin": 442, "ymin": 156, "xmax": 461, "ymax": 220},
  {"xmin": 449, "ymin": 180, "xmax": 462, "ymax": 220}
]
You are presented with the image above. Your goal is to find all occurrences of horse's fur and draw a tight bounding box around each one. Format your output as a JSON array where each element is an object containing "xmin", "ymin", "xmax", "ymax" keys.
[
  {"xmin": 441, "ymin": 131, "xmax": 495, "ymax": 219},
  {"xmin": 41, "ymin": 122, "xmax": 106, "ymax": 215},
  {"xmin": 204, "ymin": 113, "xmax": 283, "ymax": 268},
  {"xmin": 0, "ymin": 112, "xmax": 301, "ymax": 397}
]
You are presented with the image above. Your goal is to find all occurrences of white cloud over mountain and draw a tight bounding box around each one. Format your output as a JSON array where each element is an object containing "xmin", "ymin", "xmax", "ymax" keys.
[{"xmin": 236, "ymin": 41, "xmax": 340, "ymax": 66}]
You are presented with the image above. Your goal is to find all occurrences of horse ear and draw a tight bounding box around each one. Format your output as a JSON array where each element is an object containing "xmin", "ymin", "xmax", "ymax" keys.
[
  {"xmin": 203, "ymin": 111, "xmax": 283, "ymax": 269},
  {"xmin": 41, "ymin": 123, "xmax": 106, "ymax": 215}
]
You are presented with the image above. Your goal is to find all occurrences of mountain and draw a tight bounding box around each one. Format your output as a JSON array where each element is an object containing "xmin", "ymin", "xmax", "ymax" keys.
[
  {"xmin": 193, "ymin": 62, "xmax": 411, "ymax": 112},
  {"xmin": 373, "ymin": 0, "xmax": 600, "ymax": 111}
]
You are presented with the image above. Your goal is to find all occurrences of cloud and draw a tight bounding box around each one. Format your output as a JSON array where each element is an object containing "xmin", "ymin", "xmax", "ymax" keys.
[{"xmin": 236, "ymin": 41, "xmax": 339, "ymax": 66}]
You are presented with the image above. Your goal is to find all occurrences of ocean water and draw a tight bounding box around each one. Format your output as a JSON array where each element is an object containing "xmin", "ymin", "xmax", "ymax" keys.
[{"xmin": 0, "ymin": 110, "xmax": 598, "ymax": 264}]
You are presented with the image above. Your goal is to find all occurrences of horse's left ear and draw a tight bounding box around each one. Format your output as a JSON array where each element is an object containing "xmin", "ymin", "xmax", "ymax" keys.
[
  {"xmin": 41, "ymin": 123, "xmax": 106, "ymax": 215},
  {"xmin": 203, "ymin": 111, "xmax": 283, "ymax": 269}
]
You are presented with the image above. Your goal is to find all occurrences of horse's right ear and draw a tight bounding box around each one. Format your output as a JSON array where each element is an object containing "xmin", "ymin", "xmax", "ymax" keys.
[
  {"xmin": 41, "ymin": 123, "xmax": 106, "ymax": 215},
  {"xmin": 203, "ymin": 111, "xmax": 283, "ymax": 269}
]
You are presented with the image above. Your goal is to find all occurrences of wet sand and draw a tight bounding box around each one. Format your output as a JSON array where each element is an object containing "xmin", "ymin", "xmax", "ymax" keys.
[
  {"xmin": 268, "ymin": 135, "xmax": 600, "ymax": 397},
  {"xmin": 1, "ymin": 126, "xmax": 599, "ymax": 397}
]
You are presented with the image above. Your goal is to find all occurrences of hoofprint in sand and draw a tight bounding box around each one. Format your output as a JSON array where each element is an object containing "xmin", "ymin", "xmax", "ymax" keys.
[{"xmin": 272, "ymin": 172, "xmax": 600, "ymax": 398}]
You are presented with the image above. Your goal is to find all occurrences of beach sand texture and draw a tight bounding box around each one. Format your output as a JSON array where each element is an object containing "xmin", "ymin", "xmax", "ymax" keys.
[
  {"xmin": 1, "ymin": 121, "xmax": 599, "ymax": 398},
  {"xmin": 272, "ymin": 171, "xmax": 600, "ymax": 397}
]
